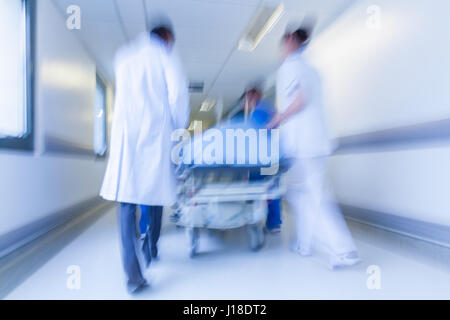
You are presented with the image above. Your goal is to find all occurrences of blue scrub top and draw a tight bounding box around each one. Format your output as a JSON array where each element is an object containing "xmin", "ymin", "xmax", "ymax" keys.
[{"xmin": 250, "ymin": 100, "xmax": 275, "ymax": 128}]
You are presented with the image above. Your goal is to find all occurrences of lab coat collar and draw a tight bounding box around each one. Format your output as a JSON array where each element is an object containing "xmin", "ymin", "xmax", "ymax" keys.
[
  {"xmin": 149, "ymin": 33, "xmax": 171, "ymax": 52},
  {"xmin": 134, "ymin": 32, "xmax": 170, "ymax": 51}
]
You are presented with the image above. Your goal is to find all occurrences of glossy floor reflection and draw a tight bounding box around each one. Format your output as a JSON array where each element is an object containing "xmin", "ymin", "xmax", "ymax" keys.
[{"xmin": 5, "ymin": 206, "xmax": 450, "ymax": 300}]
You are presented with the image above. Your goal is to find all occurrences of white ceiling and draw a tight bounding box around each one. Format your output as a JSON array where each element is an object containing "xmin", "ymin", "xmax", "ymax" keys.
[{"xmin": 52, "ymin": 0, "xmax": 356, "ymax": 124}]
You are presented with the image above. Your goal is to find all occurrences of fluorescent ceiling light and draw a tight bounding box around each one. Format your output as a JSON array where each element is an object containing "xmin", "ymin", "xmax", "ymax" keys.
[
  {"xmin": 199, "ymin": 99, "xmax": 216, "ymax": 112},
  {"xmin": 188, "ymin": 120, "xmax": 202, "ymax": 131},
  {"xmin": 238, "ymin": 3, "xmax": 284, "ymax": 52}
]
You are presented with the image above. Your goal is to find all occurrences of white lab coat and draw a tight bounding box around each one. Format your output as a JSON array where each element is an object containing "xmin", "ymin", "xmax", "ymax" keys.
[
  {"xmin": 276, "ymin": 48, "xmax": 332, "ymax": 159},
  {"xmin": 100, "ymin": 33, "xmax": 190, "ymax": 206},
  {"xmin": 277, "ymin": 48, "xmax": 357, "ymax": 257}
]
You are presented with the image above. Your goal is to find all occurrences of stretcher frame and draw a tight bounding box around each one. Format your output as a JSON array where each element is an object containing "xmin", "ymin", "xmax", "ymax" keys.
[{"xmin": 174, "ymin": 164, "xmax": 288, "ymax": 257}]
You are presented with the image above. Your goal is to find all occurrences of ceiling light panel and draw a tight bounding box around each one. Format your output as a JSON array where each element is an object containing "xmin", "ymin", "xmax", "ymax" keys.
[{"xmin": 238, "ymin": 3, "xmax": 284, "ymax": 52}]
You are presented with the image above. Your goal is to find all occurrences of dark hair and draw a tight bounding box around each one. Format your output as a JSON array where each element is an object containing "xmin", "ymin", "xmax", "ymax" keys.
[
  {"xmin": 240, "ymin": 87, "xmax": 262, "ymax": 102},
  {"xmin": 245, "ymin": 88, "xmax": 263, "ymax": 103},
  {"xmin": 292, "ymin": 28, "xmax": 310, "ymax": 44},
  {"xmin": 284, "ymin": 28, "xmax": 310, "ymax": 45},
  {"xmin": 246, "ymin": 88, "xmax": 262, "ymax": 97},
  {"xmin": 151, "ymin": 26, "xmax": 174, "ymax": 42}
]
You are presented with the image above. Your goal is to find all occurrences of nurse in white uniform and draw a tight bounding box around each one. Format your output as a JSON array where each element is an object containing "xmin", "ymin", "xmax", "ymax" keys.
[
  {"xmin": 100, "ymin": 16, "xmax": 190, "ymax": 292},
  {"xmin": 268, "ymin": 23, "xmax": 360, "ymax": 269}
]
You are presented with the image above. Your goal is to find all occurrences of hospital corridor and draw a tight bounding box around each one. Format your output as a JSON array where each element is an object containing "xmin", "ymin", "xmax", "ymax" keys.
[{"xmin": 1, "ymin": 0, "xmax": 450, "ymax": 302}]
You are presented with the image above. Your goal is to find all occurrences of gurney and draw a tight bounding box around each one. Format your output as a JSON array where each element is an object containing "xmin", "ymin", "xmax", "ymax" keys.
[{"xmin": 173, "ymin": 117, "xmax": 289, "ymax": 257}]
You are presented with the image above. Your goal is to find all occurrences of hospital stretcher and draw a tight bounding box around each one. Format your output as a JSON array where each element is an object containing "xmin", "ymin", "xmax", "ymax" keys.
[{"xmin": 173, "ymin": 163, "xmax": 288, "ymax": 257}]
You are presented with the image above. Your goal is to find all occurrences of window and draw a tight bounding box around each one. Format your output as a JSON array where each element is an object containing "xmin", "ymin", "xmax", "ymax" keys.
[
  {"xmin": 0, "ymin": 0, "xmax": 33, "ymax": 150},
  {"xmin": 94, "ymin": 75, "xmax": 107, "ymax": 156}
]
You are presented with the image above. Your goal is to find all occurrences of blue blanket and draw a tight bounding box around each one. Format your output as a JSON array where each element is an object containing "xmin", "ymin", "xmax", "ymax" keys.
[{"xmin": 181, "ymin": 101, "xmax": 281, "ymax": 168}]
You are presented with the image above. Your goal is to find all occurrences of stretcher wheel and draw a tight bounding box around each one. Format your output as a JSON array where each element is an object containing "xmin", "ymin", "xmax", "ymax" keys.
[
  {"xmin": 247, "ymin": 224, "xmax": 264, "ymax": 251},
  {"xmin": 170, "ymin": 212, "xmax": 181, "ymax": 223},
  {"xmin": 186, "ymin": 227, "xmax": 200, "ymax": 258}
]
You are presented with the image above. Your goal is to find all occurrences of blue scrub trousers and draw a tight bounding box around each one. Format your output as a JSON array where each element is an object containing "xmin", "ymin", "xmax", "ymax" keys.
[
  {"xmin": 249, "ymin": 100, "xmax": 282, "ymax": 230},
  {"xmin": 139, "ymin": 205, "xmax": 162, "ymax": 260},
  {"xmin": 266, "ymin": 199, "xmax": 282, "ymax": 230},
  {"xmin": 249, "ymin": 172, "xmax": 282, "ymax": 231},
  {"xmin": 139, "ymin": 205, "xmax": 150, "ymax": 235},
  {"xmin": 118, "ymin": 203, "xmax": 162, "ymax": 287}
]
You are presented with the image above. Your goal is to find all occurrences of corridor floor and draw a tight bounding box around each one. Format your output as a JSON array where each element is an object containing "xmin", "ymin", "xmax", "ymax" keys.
[{"xmin": 5, "ymin": 206, "xmax": 450, "ymax": 299}]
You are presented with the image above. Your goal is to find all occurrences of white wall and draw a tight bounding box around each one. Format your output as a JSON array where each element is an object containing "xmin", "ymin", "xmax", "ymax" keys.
[
  {"xmin": 306, "ymin": 0, "xmax": 450, "ymax": 137},
  {"xmin": 0, "ymin": 0, "xmax": 26, "ymax": 137},
  {"xmin": 329, "ymin": 146, "xmax": 450, "ymax": 226},
  {"xmin": 0, "ymin": 0, "xmax": 112, "ymax": 236},
  {"xmin": 304, "ymin": 0, "xmax": 450, "ymax": 226},
  {"xmin": 37, "ymin": 0, "xmax": 97, "ymax": 150},
  {"xmin": 0, "ymin": 153, "xmax": 107, "ymax": 235}
]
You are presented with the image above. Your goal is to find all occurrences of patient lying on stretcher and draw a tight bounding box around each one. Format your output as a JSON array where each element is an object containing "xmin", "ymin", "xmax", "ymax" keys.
[
  {"xmin": 177, "ymin": 98, "xmax": 281, "ymax": 176},
  {"xmin": 172, "ymin": 87, "xmax": 284, "ymax": 232}
]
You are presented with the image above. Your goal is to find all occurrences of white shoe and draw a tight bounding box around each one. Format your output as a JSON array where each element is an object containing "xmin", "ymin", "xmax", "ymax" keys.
[
  {"xmin": 289, "ymin": 241, "xmax": 313, "ymax": 257},
  {"xmin": 329, "ymin": 252, "xmax": 361, "ymax": 270},
  {"xmin": 264, "ymin": 227, "xmax": 281, "ymax": 234},
  {"xmin": 127, "ymin": 279, "xmax": 149, "ymax": 294}
]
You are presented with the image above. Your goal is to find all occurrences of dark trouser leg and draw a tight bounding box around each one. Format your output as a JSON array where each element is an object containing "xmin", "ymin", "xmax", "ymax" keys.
[
  {"xmin": 149, "ymin": 206, "xmax": 163, "ymax": 253},
  {"xmin": 119, "ymin": 203, "xmax": 145, "ymax": 286},
  {"xmin": 266, "ymin": 199, "xmax": 282, "ymax": 230},
  {"xmin": 139, "ymin": 205, "xmax": 150, "ymax": 235},
  {"xmin": 142, "ymin": 206, "xmax": 163, "ymax": 263}
]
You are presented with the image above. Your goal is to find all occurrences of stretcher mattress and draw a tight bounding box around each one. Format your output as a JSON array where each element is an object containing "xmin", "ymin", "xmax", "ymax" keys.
[{"xmin": 179, "ymin": 116, "xmax": 282, "ymax": 168}]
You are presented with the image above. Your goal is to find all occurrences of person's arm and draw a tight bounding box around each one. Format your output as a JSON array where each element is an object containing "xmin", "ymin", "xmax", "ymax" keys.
[
  {"xmin": 267, "ymin": 66, "xmax": 308, "ymax": 129},
  {"xmin": 267, "ymin": 91, "xmax": 305, "ymax": 129},
  {"xmin": 162, "ymin": 49, "xmax": 190, "ymax": 129}
]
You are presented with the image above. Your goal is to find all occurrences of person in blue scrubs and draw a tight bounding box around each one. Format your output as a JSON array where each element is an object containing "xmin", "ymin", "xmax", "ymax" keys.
[
  {"xmin": 139, "ymin": 206, "xmax": 149, "ymax": 239},
  {"xmin": 139, "ymin": 205, "xmax": 162, "ymax": 260},
  {"xmin": 244, "ymin": 86, "xmax": 282, "ymax": 233}
]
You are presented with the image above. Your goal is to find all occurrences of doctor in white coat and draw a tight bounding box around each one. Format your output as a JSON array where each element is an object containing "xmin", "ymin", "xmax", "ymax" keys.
[
  {"xmin": 100, "ymin": 17, "xmax": 190, "ymax": 292},
  {"xmin": 268, "ymin": 23, "xmax": 360, "ymax": 270}
]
